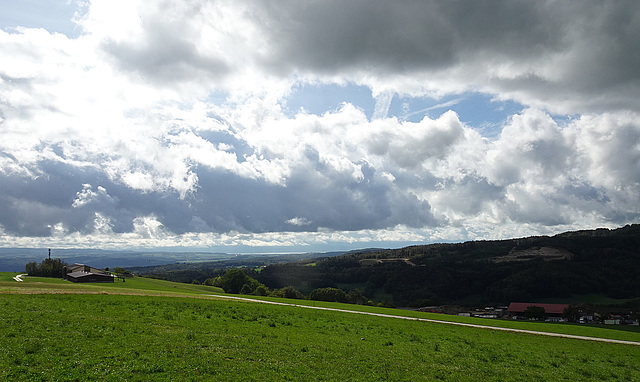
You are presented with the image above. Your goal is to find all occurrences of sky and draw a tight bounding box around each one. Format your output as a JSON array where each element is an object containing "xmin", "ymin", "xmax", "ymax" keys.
[{"xmin": 0, "ymin": 1, "xmax": 639, "ymax": 253}]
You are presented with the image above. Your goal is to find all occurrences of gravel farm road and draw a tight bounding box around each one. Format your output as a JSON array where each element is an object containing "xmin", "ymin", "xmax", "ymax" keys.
[{"xmin": 208, "ymin": 294, "xmax": 640, "ymax": 346}]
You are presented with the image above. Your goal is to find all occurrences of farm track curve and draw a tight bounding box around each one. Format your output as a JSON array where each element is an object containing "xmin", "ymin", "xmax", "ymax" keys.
[{"xmin": 208, "ymin": 294, "xmax": 640, "ymax": 346}]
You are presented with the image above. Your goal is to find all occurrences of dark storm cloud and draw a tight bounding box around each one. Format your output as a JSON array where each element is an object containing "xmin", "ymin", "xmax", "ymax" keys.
[
  {"xmin": 256, "ymin": 0, "xmax": 640, "ymax": 112},
  {"xmin": 96, "ymin": 1, "xmax": 640, "ymax": 113},
  {"xmin": 0, "ymin": 160, "xmax": 196, "ymax": 237},
  {"xmin": 188, "ymin": 159, "xmax": 437, "ymax": 234},
  {"xmin": 258, "ymin": 0, "xmax": 562, "ymax": 73},
  {"xmin": 0, "ymin": 161, "xmax": 132, "ymax": 236}
]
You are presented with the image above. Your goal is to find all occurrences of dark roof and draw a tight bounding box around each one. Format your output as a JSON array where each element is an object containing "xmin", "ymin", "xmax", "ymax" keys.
[
  {"xmin": 67, "ymin": 271, "xmax": 114, "ymax": 280},
  {"xmin": 67, "ymin": 271, "xmax": 93, "ymax": 278},
  {"xmin": 67, "ymin": 264, "xmax": 104, "ymax": 274},
  {"xmin": 507, "ymin": 302, "xmax": 569, "ymax": 315}
]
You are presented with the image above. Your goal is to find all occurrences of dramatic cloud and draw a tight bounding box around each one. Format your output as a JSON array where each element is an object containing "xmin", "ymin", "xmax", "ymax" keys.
[
  {"xmin": 0, "ymin": 0, "xmax": 639, "ymax": 250},
  {"xmin": 79, "ymin": 0, "xmax": 640, "ymax": 112}
]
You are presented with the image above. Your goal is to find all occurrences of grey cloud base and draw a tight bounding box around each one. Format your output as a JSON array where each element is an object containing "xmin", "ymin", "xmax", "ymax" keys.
[{"xmin": 0, "ymin": 107, "xmax": 638, "ymax": 241}]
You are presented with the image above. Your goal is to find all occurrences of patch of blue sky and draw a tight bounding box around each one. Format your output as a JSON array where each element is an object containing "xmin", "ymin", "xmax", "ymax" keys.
[
  {"xmin": 285, "ymin": 83, "xmax": 525, "ymax": 139},
  {"xmin": 547, "ymin": 112, "xmax": 580, "ymax": 128},
  {"xmin": 0, "ymin": 0, "xmax": 84, "ymax": 38},
  {"xmin": 282, "ymin": 83, "xmax": 376, "ymax": 117},
  {"xmin": 204, "ymin": 90, "xmax": 230, "ymax": 106},
  {"xmin": 194, "ymin": 240, "xmax": 428, "ymax": 255},
  {"xmin": 390, "ymin": 92, "xmax": 524, "ymax": 138}
]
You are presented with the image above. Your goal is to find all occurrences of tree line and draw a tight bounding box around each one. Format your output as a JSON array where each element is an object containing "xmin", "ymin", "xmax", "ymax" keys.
[
  {"xmin": 25, "ymin": 258, "xmax": 67, "ymax": 278},
  {"xmin": 203, "ymin": 268, "xmax": 382, "ymax": 306}
]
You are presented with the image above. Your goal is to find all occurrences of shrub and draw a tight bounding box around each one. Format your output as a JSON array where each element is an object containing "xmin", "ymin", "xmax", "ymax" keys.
[
  {"xmin": 252, "ymin": 285, "xmax": 269, "ymax": 296},
  {"xmin": 309, "ymin": 287, "xmax": 348, "ymax": 303},
  {"xmin": 270, "ymin": 286, "xmax": 305, "ymax": 299}
]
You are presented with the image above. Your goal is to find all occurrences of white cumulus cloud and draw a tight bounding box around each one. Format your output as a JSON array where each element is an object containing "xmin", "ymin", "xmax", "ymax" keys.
[{"xmin": 0, "ymin": 0, "xmax": 638, "ymax": 250}]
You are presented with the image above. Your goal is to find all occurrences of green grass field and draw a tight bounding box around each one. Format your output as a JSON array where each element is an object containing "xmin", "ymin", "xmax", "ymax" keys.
[
  {"xmin": 0, "ymin": 272, "xmax": 224, "ymax": 296},
  {"xmin": 1, "ymin": 273, "xmax": 639, "ymax": 381}
]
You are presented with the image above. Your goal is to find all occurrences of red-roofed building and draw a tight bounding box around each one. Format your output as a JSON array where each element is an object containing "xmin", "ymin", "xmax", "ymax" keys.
[{"xmin": 507, "ymin": 302, "xmax": 569, "ymax": 319}]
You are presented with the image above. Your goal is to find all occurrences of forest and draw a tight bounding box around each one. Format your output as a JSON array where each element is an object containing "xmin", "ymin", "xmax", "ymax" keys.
[{"xmin": 136, "ymin": 225, "xmax": 640, "ymax": 307}]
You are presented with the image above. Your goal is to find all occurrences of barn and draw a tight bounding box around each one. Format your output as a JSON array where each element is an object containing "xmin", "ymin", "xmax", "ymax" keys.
[
  {"xmin": 507, "ymin": 302, "xmax": 569, "ymax": 319},
  {"xmin": 65, "ymin": 264, "xmax": 115, "ymax": 283}
]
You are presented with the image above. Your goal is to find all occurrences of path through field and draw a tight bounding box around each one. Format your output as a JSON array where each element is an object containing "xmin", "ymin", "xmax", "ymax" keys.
[{"xmin": 209, "ymin": 294, "xmax": 640, "ymax": 346}]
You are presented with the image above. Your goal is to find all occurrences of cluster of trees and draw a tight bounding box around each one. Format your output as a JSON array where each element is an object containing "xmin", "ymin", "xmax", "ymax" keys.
[
  {"xmin": 25, "ymin": 258, "xmax": 68, "ymax": 278},
  {"xmin": 205, "ymin": 269, "xmax": 377, "ymax": 305},
  {"xmin": 203, "ymin": 269, "xmax": 269, "ymax": 296},
  {"xmin": 112, "ymin": 267, "xmax": 131, "ymax": 275}
]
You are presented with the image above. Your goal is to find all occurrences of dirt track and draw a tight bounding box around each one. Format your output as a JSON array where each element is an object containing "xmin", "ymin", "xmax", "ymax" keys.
[{"xmin": 208, "ymin": 294, "xmax": 640, "ymax": 346}]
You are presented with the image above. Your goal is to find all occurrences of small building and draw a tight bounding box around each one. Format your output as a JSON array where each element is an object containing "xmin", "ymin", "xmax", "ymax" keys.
[
  {"xmin": 65, "ymin": 263, "xmax": 114, "ymax": 283},
  {"xmin": 507, "ymin": 302, "xmax": 569, "ymax": 319},
  {"xmin": 475, "ymin": 314, "xmax": 498, "ymax": 319}
]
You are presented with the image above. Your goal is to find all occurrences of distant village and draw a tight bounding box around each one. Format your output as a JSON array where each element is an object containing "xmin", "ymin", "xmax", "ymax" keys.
[{"xmin": 418, "ymin": 302, "xmax": 639, "ymax": 326}]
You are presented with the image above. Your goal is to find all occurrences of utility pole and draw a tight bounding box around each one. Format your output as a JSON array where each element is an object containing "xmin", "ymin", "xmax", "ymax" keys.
[{"xmin": 48, "ymin": 248, "xmax": 51, "ymax": 259}]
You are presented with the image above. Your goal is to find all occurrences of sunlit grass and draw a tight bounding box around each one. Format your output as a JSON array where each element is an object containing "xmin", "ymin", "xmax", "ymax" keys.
[
  {"xmin": 0, "ymin": 272, "xmax": 223, "ymax": 296},
  {"xmin": 1, "ymin": 293, "xmax": 639, "ymax": 381},
  {"xmin": 1, "ymin": 272, "xmax": 639, "ymax": 380},
  {"xmin": 235, "ymin": 295, "xmax": 640, "ymax": 343},
  {"xmin": 2, "ymin": 272, "xmax": 639, "ymax": 343}
]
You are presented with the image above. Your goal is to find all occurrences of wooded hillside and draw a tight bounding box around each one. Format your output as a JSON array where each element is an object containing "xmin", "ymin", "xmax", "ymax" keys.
[
  {"xmin": 254, "ymin": 225, "xmax": 640, "ymax": 306},
  {"xmin": 136, "ymin": 225, "xmax": 640, "ymax": 307}
]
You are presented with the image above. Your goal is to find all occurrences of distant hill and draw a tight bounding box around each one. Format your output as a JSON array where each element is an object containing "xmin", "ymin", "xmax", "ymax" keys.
[
  {"xmin": 128, "ymin": 251, "xmax": 353, "ymax": 283},
  {"xmin": 0, "ymin": 248, "xmax": 235, "ymax": 272},
  {"xmin": 253, "ymin": 225, "xmax": 640, "ymax": 306}
]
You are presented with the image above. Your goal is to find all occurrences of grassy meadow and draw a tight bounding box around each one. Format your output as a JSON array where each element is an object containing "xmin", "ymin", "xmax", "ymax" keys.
[{"xmin": 1, "ymin": 273, "xmax": 639, "ymax": 381}]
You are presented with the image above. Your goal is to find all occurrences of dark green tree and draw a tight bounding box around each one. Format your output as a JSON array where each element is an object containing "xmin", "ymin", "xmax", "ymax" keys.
[
  {"xmin": 524, "ymin": 305, "xmax": 546, "ymax": 320},
  {"xmin": 252, "ymin": 285, "xmax": 269, "ymax": 296},
  {"xmin": 213, "ymin": 269, "xmax": 266, "ymax": 294},
  {"xmin": 25, "ymin": 258, "xmax": 68, "ymax": 278},
  {"xmin": 239, "ymin": 284, "xmax": 253, "ymax": 294},
  {"xmin": 113, "ymin": 267, "xmax": 131, "ymax": 275},
  {"xmin": 562, "ymin": 305, "xmax": 580, "ymax": 322},
  {"xmin": 271, "ymin": 286, "xmax": 305, "ymax": 299},
  {"xmin": 347, "ymin": 289, "xmax": 368, "ymax": 305},
  {"xmin": 309, "ymin": 287, "xmax": 348, "ymax": 303},
  {"xmin": 25, "ymin": 262, "xmax": 38, "ymax": 275}
]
